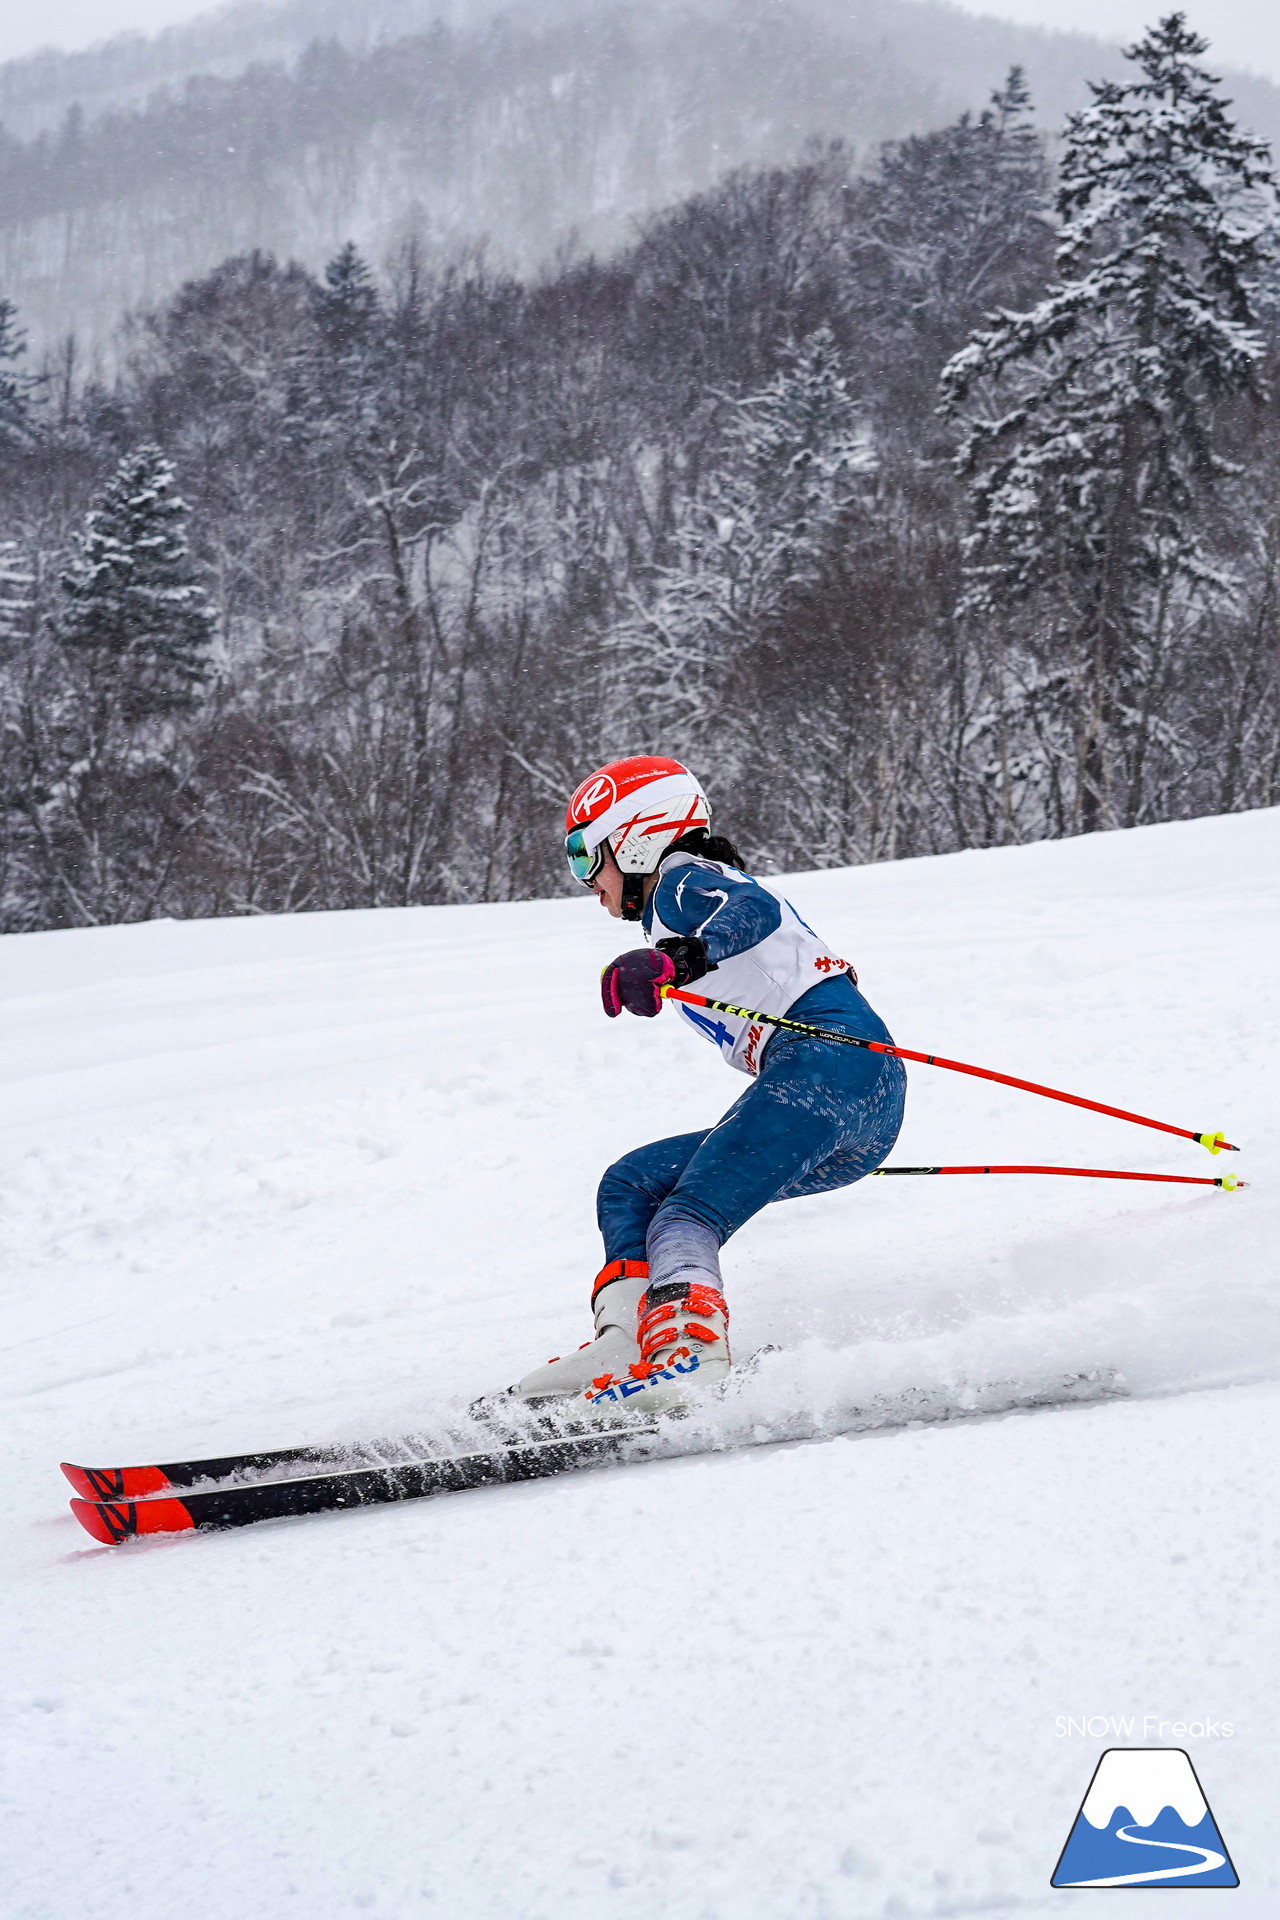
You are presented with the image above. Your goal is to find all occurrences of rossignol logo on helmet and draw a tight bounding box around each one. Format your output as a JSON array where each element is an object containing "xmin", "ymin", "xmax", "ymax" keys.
[{"xmin": 570, "ymin": 773, "xmax": 617, "ymax": 822}]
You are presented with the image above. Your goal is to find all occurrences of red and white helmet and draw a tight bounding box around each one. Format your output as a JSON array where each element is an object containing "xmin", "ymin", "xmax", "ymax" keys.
[{"xmin": 564, "ymin": 756, "xmax": 710, "ymax": 910}]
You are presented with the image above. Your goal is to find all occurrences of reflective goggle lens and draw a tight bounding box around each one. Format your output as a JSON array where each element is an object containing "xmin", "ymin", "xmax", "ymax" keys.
[{"xmin": 565, "ymin": 828, "xmax": 604, "ymax": 887}]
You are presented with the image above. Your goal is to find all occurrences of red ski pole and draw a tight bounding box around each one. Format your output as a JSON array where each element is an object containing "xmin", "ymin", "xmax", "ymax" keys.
[
  {"xmin": 660, "ymin": 986, "xmax": 1240, "ymax": 1155},
  {"xmin": 871, "ymin": 1164, "xmax": 1244, "ymax": 1190}
]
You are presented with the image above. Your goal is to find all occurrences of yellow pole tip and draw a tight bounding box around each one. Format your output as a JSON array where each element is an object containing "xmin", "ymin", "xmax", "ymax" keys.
[
  {"xmin": 1219, "ymin": 1173, "xmax": 1245, "ymax": 1191},
  {"xmin": 1199, "ymin": 1130, "xmax": 1225, "ymax": 1155}
]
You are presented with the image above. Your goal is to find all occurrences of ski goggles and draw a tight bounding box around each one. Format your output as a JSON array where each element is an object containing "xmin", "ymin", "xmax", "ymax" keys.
[{"xmin": 565, "ymin": 826, "xmax": 606, "ymax": 887}]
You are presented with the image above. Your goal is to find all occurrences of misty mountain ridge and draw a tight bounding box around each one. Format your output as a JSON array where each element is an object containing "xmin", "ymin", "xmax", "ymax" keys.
[
  {"xmin": 3, "ymin": 0, "xmax": 1279, "ymax": 359},
  {"xmin": 2, "ymin": 0, "xmax": 545, "ymax": 139}
]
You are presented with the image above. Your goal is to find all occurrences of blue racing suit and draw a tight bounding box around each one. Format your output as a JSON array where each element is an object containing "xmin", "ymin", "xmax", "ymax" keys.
[{"xmin": 597, "ymin": 859, "xmax": 906, "ymax": 1282}]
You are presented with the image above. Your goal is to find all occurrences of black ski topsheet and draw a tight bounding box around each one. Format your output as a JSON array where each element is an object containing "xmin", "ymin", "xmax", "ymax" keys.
[
  {"xmin": 62, "ymin": 1403, "xmax": 643, "ymax": 1501},
  {"xmin": 62, "ymin": 1445, "xmax": 344, "ymax": 1501},
  {"xmin": 70, "ymin": 1423, "xmax": 659, "ymax": 1544}
]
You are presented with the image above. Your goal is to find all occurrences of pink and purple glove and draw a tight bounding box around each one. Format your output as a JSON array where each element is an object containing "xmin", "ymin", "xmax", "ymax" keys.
[
  {"xmin": 601, "ymin": 947, "xmax": 676, "ymax": 1018},
  {"xmin": 600, "ymin": 936, "xmax": 710, "ymax": 1018}
]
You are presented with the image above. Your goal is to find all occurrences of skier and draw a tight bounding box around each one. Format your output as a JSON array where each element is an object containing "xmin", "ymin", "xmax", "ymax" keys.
[{"xmin": 513, "ymin": 755, "xmax": 906, "ymax": 1414}]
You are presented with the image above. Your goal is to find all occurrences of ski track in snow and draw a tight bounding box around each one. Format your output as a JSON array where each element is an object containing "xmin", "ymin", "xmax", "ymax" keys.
[{"xmin": 2, "ymin": 807, "xmax": 1278, "ymax": 1917}]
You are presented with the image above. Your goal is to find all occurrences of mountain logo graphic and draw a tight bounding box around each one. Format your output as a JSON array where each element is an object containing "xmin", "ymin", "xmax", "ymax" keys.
[{"xmin": 1052, "ymin": 1749, "xmax": 1238, "ymax": 1887}]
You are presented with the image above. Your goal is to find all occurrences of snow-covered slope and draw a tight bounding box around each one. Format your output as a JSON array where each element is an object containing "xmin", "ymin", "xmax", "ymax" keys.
[{"xmin": 3, "ymin": 807, "xmax": 1277, "ymax": 1916}]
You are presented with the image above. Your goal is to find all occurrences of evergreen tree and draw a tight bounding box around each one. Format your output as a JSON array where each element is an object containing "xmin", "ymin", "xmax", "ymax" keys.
[
  {"xmin": 0, "ymin": 298, "xmax": 35, "ymax": 450},
  {"xmin": 312, "ymin": 241, "xmax": 381, "ymax": 354},
  {"xmin": 288, "ymin": 241, "xmax": 393, "ymax": 526},
  {"xmin": 615, "ymin": 325, "xmax": 877, "ymax": 825},
  {"xmin": 308, "ymin": 242, "xmax": 385, "ymax": 435},
  {"xmin": 56, "ymin": 444, "xmax": 216, "ymax": 719},
  {"xmin": 640, "ymin": 325, "xmax": 874, "ymax": 676},
  {"xmin": 0, "ymin": 540, "xmax": 33, "ymax": 642},
  {"xmin": 719, "ymin": 323, "xmax": 875, "ymax": 599},
  {"xmin": 940, "ymin": 15, "xmax": 1278, "ymax": 831},
  {"xmin": 850, "ymin": 69, "xmax": 1052, "ymax": 444}
]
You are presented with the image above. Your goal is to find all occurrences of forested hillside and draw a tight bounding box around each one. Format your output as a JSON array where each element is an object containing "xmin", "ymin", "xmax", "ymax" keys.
[
  {"xmin": 1, "ymin": 21, "xmax": 1277, "ymax": 931},
  {"xmin": 6, "ymin": 0, "xmax": 1280, "ymax": 356}
]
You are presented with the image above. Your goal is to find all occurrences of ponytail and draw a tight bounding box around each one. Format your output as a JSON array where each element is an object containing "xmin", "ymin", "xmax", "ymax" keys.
[{"xmin": 663, "ymin": 826, "xmax": 748, "ymax": 871}]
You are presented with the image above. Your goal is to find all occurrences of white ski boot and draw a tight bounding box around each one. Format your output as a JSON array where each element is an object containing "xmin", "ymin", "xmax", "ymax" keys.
[
  {"xmin": 580, "ymin": 1277, "xmax": 731, "ymax": 1416},
  {"xmin": 512, "ymin": 1260, "xmax": 650, "ymax": 1406}
]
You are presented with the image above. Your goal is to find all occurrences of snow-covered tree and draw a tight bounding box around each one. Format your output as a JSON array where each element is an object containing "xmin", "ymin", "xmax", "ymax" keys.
[
  {"xmin": 625, "ymin": 327, "xmax": 875, "ymax": 724},
  {"xmin": 0, "ymin": 300, "xmax": 35, "ymax": 452},
  {"xmin": 306, "ymin": 242, "xmax": 387, "ymax": 447},
  {"xmin": 313, "ymin": 241, "xmax": 381, "ymax": 355},
  {"xmin": 0, "ymin": 539, "xmax": 33, "ymax": 641},
  {"xmin": 940, "ymin": 15, "xmax": 1278, "ymax": 832},
  {"xmin": 850, "ymin": 68, "xmax": 1052, "ymax": 444},
  {"xmin": 603, "ymin": 326, "xmax": 881, "ymax": 854},
  {"xmin": 12, "ymin": 452, "xmax": 215, "ymax": 926},
  {"xmin": 56, "ymin": 444, "xmax": 216, "ymax": 719}
]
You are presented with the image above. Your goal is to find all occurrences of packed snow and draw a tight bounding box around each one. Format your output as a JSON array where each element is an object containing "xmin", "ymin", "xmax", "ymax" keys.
[{"xmin": 2, "ymin": 807, "xmax": 1278, "ymax": 1917}]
